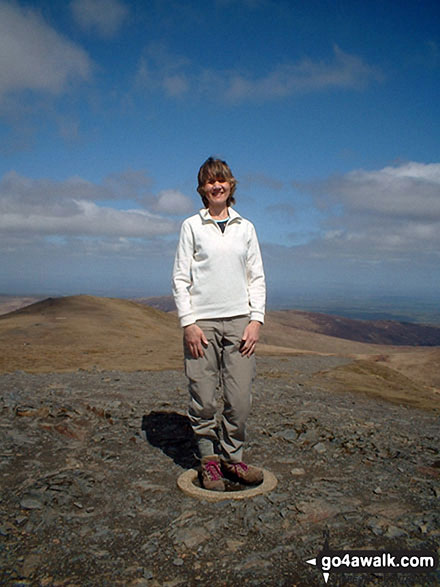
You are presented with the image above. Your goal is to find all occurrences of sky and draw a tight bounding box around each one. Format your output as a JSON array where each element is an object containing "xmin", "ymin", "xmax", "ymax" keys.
[{"xmin": 0, "ymin": 0, "xmax": 439, "ymax": 309}]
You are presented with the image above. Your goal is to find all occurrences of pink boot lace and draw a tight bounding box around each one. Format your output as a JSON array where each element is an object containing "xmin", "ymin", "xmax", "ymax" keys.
[
  {"xmin": 230, "ymin": 462, "xmax": 248, "ymax": 474},
  {"xmin": 204, "ymin": 460, "xmax": 223, "ymax": 481}
]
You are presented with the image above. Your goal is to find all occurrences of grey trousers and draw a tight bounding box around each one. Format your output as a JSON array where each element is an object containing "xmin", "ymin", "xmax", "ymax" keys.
[{"xmin": 184, "ymin": 316, "xmax": 256, "ymax": 463}]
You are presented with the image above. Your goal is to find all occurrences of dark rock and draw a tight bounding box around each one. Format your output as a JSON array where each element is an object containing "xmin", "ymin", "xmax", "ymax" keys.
[{"xmin": 0, "ymin": 359, "xmax": 438, "ymax": 586}]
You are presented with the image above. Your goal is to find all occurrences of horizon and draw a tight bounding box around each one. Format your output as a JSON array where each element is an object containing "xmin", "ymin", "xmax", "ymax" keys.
[
  {"xmin": 1, "ymin": 289, "xmax": 439, "ymax": 326},
  {"xmin": 1, "ymin": 1, "xmax": 439, "ymax": 305}
]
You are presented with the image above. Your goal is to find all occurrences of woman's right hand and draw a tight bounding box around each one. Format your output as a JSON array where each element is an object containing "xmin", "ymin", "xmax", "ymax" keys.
[{"xmin": 184, "ymin": 324, "xmax": 208, "ymax": 358}]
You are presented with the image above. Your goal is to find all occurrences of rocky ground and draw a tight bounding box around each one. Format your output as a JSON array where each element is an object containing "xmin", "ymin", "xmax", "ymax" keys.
[{"xmin": 0, "ymin": 355, "xmax": 439, "ymax": 586}]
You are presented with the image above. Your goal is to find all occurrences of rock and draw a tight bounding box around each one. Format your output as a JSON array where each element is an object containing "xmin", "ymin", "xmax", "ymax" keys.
[
  {"xmin": 172, "ymin": 526, "xmax": 210, "ymax": 549},
  {"xmin": 21, "ymin": 553, "xmax": 41, "ymax": 577},
  {"xmin": 274, "ymin": 429, "xmax": 298, "ymax": 442},
  {"xmin": 290, "ymin": 467, "xmax": 306, "ymax": 476},
  {"xmin": 367, "ymin": 517, "xmax": 387, "ymax": 536},
  {"xmin": 384, "ymin": 525, "xmax": 406, "ymax": 538},
  {"xmin": 312, "ymin": 442, "xmax": 327, "ymax": 454},
  {"xmin": 296, "ymin": 499, "xmax": 338, "ymax": 524},
  {"xmin": 20, "ymin": 496, "xmax": 44, "ymax": 510},
  {"xmin": 15, "ymin": 405, "xmax": 50, "ymax": 418},
  {"xmin": 0, "ymin": 360, "xmax": 439, "ymax": 586},
  {"xmin": 226, "ymin": 539, "xmax": 245, "ymax": 552}
]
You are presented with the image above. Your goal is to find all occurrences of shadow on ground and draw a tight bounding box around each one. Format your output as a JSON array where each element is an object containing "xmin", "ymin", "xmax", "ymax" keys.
[{"xmin": 142, "ymin": 410, "xmax": 199, "ymax": 469}]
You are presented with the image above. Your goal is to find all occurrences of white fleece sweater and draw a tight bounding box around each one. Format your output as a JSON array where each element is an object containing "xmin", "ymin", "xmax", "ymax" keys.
[{"xmin": 172, "ymin": 207, "xmax": 266, "ymax": 327}]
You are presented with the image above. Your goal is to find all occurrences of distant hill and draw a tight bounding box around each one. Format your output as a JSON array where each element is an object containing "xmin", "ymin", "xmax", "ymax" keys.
[
  {"xmin": 0, "ymin": 295, "xmax": 182, "ymax": 373},
  {"xmin": 0, "ymin": 295, "xmax": 43, "ymax": 316},
  {"xmin": 0, "ymin": 296, "xmax": 439, "ymax": 402},
  {"xmin": 135, "ymin": 296, "xmax": 177, "ymax": 312},
  {"xmin": 264, "ymin": 310, "xmax": 440, "ymax": 347},
  {"xmin": 133, "ymin": 297, "xmax": 440, "ymax": 346}
]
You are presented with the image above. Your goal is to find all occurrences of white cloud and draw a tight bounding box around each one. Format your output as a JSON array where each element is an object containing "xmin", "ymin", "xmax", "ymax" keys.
[
  {"xmin": 0, "ymin": 169, "xmax": 153, "ymax": 207},
  {"xmin": 324, "ymin": 161, "xmax": 440, "ymax": 219},
  {"xmin": 0, "ymin": 201, "xmax": 176, "ymax": 238},
  {"xmin": 296, "ymin": 161, "xmax": 440, "ymax": 258},
  {"xmin": 70, "ymin": 0, "xmax": 129, "ymax": 38},
  {"xmin": 150, "ymin": 190, "xmax": 193, "ymax": 215},
  {"xmin": 0, "ymin": 170, "xmax": 180, "ymax": 239},
  {"xmin": 0, "ymin": 1, "xmax": 91, "ymax": 101}
]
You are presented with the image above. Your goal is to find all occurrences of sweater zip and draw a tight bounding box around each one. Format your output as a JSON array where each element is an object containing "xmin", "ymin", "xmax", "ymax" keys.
[{"xmin": 213, "ymin": 217, "xmax": 240, "ymax": 235}]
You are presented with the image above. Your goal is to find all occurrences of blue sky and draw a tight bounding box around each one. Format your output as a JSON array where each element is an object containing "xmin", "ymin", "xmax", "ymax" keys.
[{"xmin": 0, "ymin": 0, "xmax": 439, "ymax": 308}]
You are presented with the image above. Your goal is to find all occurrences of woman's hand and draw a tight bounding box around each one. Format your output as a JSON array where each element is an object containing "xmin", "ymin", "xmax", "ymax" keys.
[
  {"xmin": 184, "ymin": 323, "xmax": 208, "ymax": 358},
  {"xmin": 240, "ymin": 320, "xmax": 261, "ymax": 357}
]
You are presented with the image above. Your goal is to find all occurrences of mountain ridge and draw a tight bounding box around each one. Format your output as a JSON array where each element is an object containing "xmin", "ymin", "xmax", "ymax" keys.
[{"xmin": 0, "ymin": 294, "xmax": 438, "ymax": 408}]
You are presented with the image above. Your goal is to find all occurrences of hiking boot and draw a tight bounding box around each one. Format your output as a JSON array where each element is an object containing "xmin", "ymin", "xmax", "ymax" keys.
[
  {"xmin": 200, "ymin": 456, "xmax": 225, "ymax": 491},
  {"xmin": 221, "ymin": 461, "xmax": 264, "ymax": 485}
]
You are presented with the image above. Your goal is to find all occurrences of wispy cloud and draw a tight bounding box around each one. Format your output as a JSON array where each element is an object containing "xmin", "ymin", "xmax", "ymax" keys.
[
  {"xmin": 136, "ymin": 42, "xmax": 191, "ymax": 98},
  {"xmin": 70, "ymin": 0, "xmax": 129, "ymax": 38},
  {"xmin": 0, "ymin": 1, "xmax": 92, "ymax": 102},
  {"xmin": 136, "ymin": 44, "xmax": 381, "ymax": 103},
  {"xmin": 221, "ymin": 46, "xmax": 382, "ymax": 102},
  {"xmin": 242, "ymin": 173, "xmax": 284, "ymax": 191}
]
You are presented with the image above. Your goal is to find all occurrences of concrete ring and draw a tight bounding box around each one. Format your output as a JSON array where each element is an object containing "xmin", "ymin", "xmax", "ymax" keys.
[{"xmin": 177, "ymin": 468, "xmax": 278, "ymax": 502}]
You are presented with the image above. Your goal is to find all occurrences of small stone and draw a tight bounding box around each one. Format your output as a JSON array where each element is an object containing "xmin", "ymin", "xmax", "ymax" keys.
[
  {"xmin": 313, "ymin": 442, "xmax": 327, "ymax": 454},
  {"xmin": 133, "ymin": 481, "xmax": 166, "ymax": 492},
  {"xmin": 22, "ymin": 553, "xmax": 41, "ymax": 577},
  {"xmin": 226, "ymin": 539, "xmax": 245, "ymax": 552},
  {"xmin": 172, "ymin": 526, "xmax": 210, "ymax": 549},
  {"xmin": 367, "ymin": 517, "xmax": 387, "ymax": 536},
  {"xmin": 373, "ymin": 486, "xmax": 382, "ymax": 495},
  {"xmin": 290, "ymin": 467, "xmax": 306, "ymax": 476},
  {"xmin": 384, "ymin": 525, "xmax": 406, "ymax": 538},
  {"xmin": 276, "ymin": 429, "xmax": 298, "ymax": 442},
  {"xmin": 20, "ymin": 496, "xmax": 44, "ymax": 510},
  {"xmin": 172, "ymin": 558, "xmax": 184, "ymax": 567}
]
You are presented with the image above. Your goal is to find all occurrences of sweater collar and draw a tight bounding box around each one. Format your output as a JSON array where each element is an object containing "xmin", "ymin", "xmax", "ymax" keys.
[{"xmin": 199, "ymin": 207, "xmax": 242, "ymax": 223}]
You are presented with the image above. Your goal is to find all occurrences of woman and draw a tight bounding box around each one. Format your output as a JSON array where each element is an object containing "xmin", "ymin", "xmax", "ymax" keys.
[{"xmin": 172, "ymin": 157, "xmax": 266, "ymax": 491}]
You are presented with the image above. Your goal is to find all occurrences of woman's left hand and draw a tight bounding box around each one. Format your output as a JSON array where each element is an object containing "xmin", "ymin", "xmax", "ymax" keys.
[{"xmin": 240, "ymin": 320, "xmax": 261, "ymax": 357}]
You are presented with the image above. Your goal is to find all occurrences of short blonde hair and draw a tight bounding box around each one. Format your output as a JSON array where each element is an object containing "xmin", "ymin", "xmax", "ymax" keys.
[{"xmin": 197, "ymin": 157, "xmax": 237, "ymax": 207}]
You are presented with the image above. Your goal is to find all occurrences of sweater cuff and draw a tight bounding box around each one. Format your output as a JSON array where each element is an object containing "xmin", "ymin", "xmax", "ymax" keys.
[
  {"xmin": 180, "ymin": 314, "xmax": 196, "ymax": 328},
  {"xmin": 250, "ymin": 311, "xmax": 265, "ymax": 324}
]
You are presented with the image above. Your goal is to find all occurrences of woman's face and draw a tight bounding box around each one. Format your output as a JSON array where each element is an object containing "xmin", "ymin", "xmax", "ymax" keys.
[{"xmin": 203, "ymin": 177, "xmax": 231, "ymax": 208}]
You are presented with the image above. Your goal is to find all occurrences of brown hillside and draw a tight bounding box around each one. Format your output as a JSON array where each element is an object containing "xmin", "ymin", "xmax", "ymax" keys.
[
  {"xmin": 0, "ymin": 295, "xmax": 182, "ymax": 373},
  {"xmin": 0, "ymin": 295, "xmax": 43, "ymax": 316},
  {"xmin": 0, "ymin": 295, "xmax": 439, "ymax": 410},
  {"xmin": 0, "ymin": 295, "xmax": 408, "ymax": 374},
  {"xmin": 266, "ymin": 310, "xmax": 440, "ymax": 346}
]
